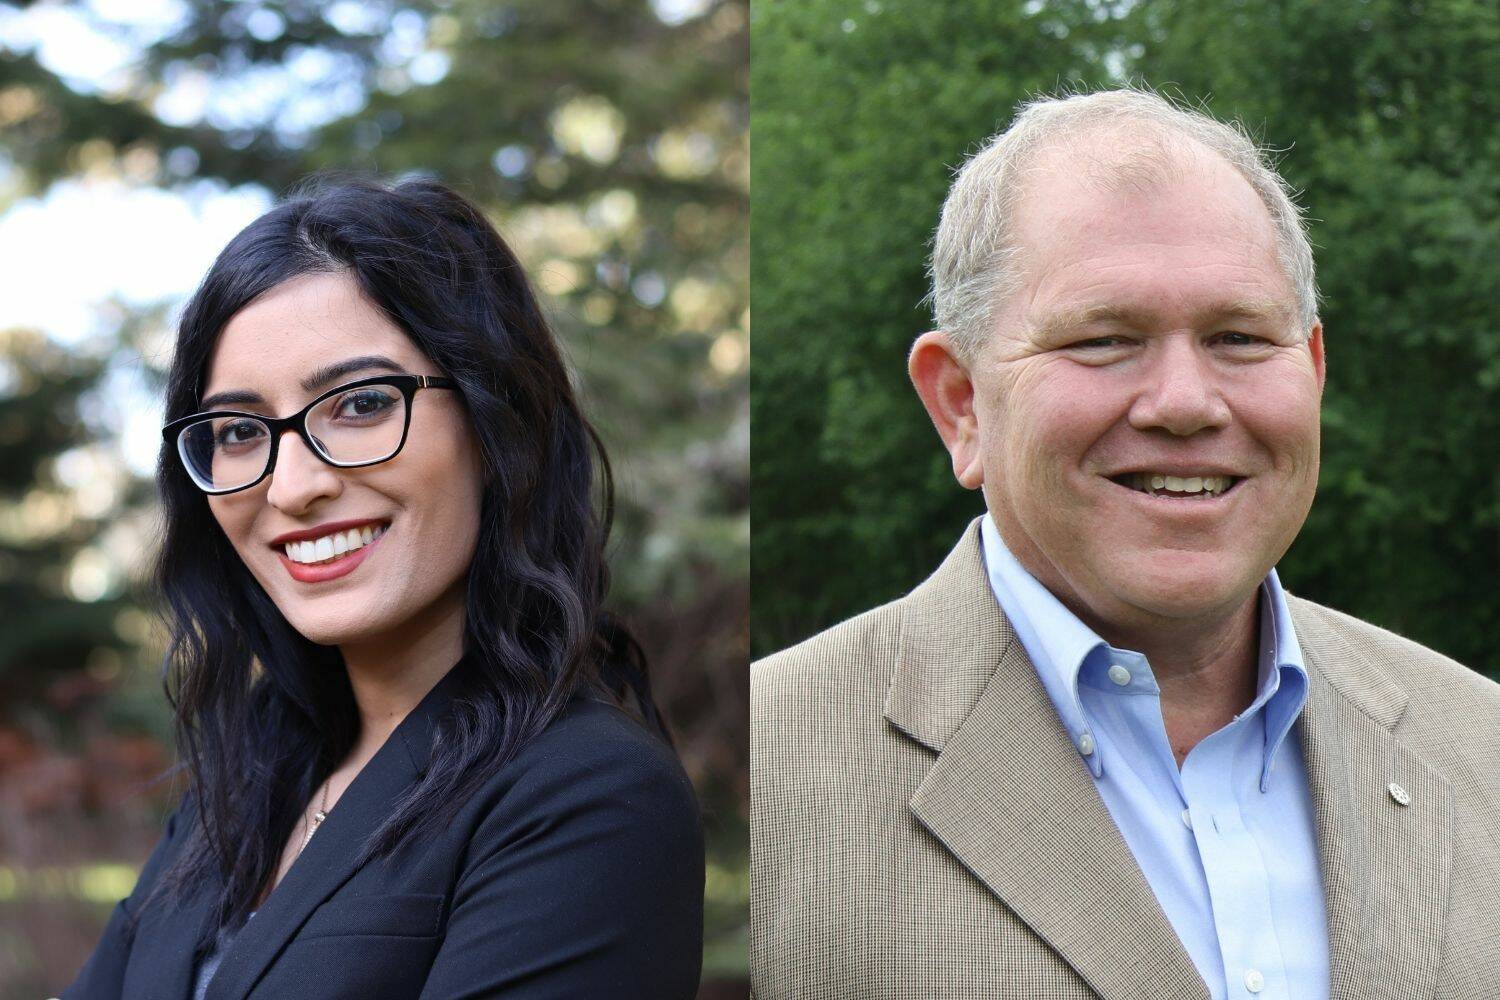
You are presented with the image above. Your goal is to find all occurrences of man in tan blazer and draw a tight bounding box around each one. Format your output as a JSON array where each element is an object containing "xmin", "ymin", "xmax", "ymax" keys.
[{"xmin": 752, "ymin": 89, "xmax": 1500, "ymax": 999}]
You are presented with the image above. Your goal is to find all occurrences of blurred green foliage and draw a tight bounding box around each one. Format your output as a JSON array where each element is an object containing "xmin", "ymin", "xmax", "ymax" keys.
[{"xmin": 751, "ymin": 0, "xmax": 1500, "ymax": 678}]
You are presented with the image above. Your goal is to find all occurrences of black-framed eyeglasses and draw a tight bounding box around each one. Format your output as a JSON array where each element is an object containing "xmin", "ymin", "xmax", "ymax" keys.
[{"xmin": 163, "ymin": 374, "xmax": 457, "ymax": 495}]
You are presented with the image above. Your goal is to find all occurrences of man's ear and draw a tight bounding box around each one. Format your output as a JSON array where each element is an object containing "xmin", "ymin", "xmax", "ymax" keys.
[
  {"xmin": 1308, "ymin": 322, "xmax": 1326, "ymax": 395},
  {"xmin": 908, "ymin": 331, "xmax": 984, "ymax": 489}
]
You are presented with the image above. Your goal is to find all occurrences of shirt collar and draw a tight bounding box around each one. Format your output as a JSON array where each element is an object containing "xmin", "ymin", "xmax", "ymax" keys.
[{"xmin": 979, "ymin": 513, "xmax": 1308, "ymax": 790}]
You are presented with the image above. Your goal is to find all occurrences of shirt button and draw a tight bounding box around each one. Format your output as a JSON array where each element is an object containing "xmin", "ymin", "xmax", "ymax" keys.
[
  {"xmin": 1107, "ymin": 663, "xmax": 1131, "ymax": 685},
  {"xmin": 1244, "ymin": 969, "xmax": 1264, "ymax": 993},
  {"xmin": 1077, "ymin": 731, "xmax": 1096, "ymax": 756},
  {"xmin": 1181, "ymin": 808, "xmax": 1192, "ymax": 829}
]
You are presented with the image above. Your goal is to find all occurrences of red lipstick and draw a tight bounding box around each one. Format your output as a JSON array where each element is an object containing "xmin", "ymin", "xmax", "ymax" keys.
[{"xmin": 274, "ymin": 522, "xmax": 389, "ymax": 583}]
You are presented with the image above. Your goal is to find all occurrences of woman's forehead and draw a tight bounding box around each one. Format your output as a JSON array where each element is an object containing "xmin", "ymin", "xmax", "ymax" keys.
[{"xmin": 203, "ymin": 271, "xmax": 429, "ymax": 400}]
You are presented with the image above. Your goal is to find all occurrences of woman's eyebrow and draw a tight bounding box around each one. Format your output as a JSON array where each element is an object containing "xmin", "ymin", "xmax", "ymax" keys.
[
  {"xmin": 299, "ymin": 354, "xmax": 407, "ymax": 392},
  {"xmin": 199, "ymin": 355, "xmax": 409, "ymax": 410}
]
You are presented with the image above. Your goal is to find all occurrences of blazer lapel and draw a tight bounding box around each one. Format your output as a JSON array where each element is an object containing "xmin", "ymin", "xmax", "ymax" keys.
[
  {"xmin": 1292, "ymin": 602, "xmax": 1454, "ymax": 1000},
  {"xmin": 204, "ymin": 662, "xmax": 463, "ymax": 1000},
  {"xmin": 124, "ymin": 879, "xmax": 214, "ymax": 1000},
  {"xmin": 887, "ymin": 521, "xmax": 1208, "ymax": 1000}
]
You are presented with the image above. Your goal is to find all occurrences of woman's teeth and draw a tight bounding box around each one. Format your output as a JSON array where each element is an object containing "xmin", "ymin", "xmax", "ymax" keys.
[{"xmin": 284, "ymin": 524, "xmax": 386, "ymax": 565}]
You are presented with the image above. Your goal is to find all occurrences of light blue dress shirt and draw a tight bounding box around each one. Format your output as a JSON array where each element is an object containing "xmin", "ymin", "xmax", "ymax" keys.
[{"xmin": 979, "ymin": 514, "xmax": 1329, "ymax": 1000}]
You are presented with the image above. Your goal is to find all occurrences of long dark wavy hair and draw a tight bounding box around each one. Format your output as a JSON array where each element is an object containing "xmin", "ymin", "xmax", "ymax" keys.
[{"xmin": 145, "ymin": 176, "xmax": 666, "ymax": 943}]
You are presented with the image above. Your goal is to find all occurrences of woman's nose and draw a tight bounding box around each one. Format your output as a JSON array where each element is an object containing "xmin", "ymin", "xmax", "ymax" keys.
[{"xmin": 265, "ymin": 430, "xmax": 344, "ymax": 514}]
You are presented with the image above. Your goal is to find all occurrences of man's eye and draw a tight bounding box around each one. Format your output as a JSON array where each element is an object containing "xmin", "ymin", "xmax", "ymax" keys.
[
  {"xmin": 1070, "ymin": 337, "xmax": 1122, "ymax": 349},
  {"xmin": 1217, "ymin": 331, "xmax": 1263, "ymax": 347}
]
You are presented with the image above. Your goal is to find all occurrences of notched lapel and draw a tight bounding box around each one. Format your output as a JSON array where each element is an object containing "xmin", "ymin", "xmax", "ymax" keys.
[
  {"xmin": 1296, "ymin": 620, "xmax": 1454, "ymax": 1000},
  {"xmin": 907, "ymin": 635, "xmax": 1209, "ymax": 1000},
  {"xmin": 204, "ymin": 666, "xmax": 461, "ymax": 1000},
  {"xmin": 890, "ymin": 521, "xmax": 1208, "ymax": 1000}
]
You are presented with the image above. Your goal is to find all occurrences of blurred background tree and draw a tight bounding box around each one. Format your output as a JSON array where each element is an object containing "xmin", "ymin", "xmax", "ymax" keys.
[
  {"xmin": 751, "ymin": 0, "xmax": 1500, "ymax": 684},
  {"xmin": 0, "ymin": 0, "xmax": 747, "ymax": 994}
]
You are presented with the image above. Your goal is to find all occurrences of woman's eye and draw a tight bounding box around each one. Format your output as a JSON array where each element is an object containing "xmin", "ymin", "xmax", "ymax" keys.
[
  {"xmin": 334, "ymin": 389, "xmax": 397, "ymax": 420},
  {"xmin": 216, "ymin": 420, "xmax": 265, "ymax": 447}
]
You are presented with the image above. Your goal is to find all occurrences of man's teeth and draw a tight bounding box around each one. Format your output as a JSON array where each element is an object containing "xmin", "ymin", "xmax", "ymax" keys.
[
  {"xmin": 284, "ymin": 524, "xmax": 386, "ymax": 564},
  {"xmin": 1130, "ymin": 473, "xmax": 1234, "ymax": 497}
]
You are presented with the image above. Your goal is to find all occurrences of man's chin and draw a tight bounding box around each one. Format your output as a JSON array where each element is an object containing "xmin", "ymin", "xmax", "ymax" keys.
[{"xmin": 1099, "ymin": 560, "xmax": 1261, "ymax": 625}]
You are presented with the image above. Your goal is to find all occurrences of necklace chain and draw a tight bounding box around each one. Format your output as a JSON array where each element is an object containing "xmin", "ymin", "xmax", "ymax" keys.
[{"xmin": 298, "ymin": 776, "xmax": 331, "ymax": 855}]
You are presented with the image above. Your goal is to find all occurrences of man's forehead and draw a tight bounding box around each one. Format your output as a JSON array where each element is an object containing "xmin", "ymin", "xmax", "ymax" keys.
[
  {"xmin": 1014, "ymin": 129, "xmax": 1274, "ymax": 237},
  {"xmin": 1003, "ymin": 139, "xmax": 1291, "ymax": 316},
  {"xmin": 1020, "ymin": 123, "xmax": 1222, "ymax": 195}
]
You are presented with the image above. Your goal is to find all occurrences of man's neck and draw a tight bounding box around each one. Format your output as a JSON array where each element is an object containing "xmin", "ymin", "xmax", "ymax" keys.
[{"xmin": 1087, "ymin": 596, "xmax": 1262, "ymax": 766}]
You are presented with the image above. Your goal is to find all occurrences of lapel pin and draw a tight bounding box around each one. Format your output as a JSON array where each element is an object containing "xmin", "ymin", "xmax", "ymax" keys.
[{"xmin": 1387, "ymin": 782, "xmax": 1410, "ymax": 806}]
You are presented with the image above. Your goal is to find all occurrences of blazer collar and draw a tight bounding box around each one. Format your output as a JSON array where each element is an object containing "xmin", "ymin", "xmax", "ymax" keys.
[
  {"xmin": 1288, "ymin": 597, "xmax": 1407, "ymax": 727},
  {"xmin": 884, "ymin": 517, "xmax": 1011, "ymax": 753},
  {"xmin": 204, "ymin": 658, "xmax": 467, "ymax": 1000},
  {"xmin": 887, "ymin": 519, "xmax": 1209, "ymax": 999}
]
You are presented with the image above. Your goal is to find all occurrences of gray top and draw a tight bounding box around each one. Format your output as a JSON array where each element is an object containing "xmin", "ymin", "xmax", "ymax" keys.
[{"xmin": 192, "ymin": 910, "xmax": 255, "ymax": 1000}]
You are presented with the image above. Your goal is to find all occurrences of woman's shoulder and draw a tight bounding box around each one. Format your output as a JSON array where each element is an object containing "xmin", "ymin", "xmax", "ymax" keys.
[
  {"xmin": 525, "ymin": 695, "xmax": 685, "ymax": 764},
  {"xmin": 420, "ymin": 700, "xmax": 704, "ymax": 998},
  {"xmin": 490, "ymin": 696, "xmax": 699, "ymax": 819}
]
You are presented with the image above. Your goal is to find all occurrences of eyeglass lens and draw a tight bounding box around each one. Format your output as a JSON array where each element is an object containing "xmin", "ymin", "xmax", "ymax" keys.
[{"xmin": 177, "ymin": 382, "xmax": 409, "ymax": 492}]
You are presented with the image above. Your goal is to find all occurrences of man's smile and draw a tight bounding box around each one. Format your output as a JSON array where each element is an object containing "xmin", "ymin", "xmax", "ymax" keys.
[{"xmin": 1108, "ymin": 472, "xmax": 1246, "ymax": 499}]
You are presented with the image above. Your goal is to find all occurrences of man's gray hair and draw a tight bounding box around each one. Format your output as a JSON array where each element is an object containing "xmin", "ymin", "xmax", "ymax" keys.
[{"xmin": 928, "ymin": 87, "xmax": 1319, "ymax": 358}]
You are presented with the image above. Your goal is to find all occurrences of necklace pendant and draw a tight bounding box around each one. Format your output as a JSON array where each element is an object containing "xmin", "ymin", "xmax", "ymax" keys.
[{"xmin": 312, "ymin": 810, "xmax": 327, "ymax": 825}]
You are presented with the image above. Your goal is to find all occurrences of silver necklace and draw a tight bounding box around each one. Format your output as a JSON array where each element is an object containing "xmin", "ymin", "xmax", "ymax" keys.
[{"xmin": 298, "ymin": 776, "xmax": 331, "ymax": 854}]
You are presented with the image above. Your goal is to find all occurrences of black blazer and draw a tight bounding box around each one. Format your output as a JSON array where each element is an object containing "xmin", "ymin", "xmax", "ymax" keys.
[{"xmin": 61, "ymin": 668, "xmax": 705, "ymax": 999}]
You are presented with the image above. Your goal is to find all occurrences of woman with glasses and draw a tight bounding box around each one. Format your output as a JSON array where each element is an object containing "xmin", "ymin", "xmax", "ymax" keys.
[{"xmin": 62, "ymin": 178, "xmax": 704, "ymax": 999}]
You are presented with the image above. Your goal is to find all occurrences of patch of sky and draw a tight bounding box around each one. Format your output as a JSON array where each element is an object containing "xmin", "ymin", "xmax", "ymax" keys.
[
  {"xmin": 0, "ymin": 0, "xmax": 188, "ymax": 95},
  {"xmin": 154, "ymin": 46, "xmax": 366, "ymax": 141},
  {"xmin": 631, "ymin": 272, "xmax": 667, "ymax": 308},
  {"xmin": 492, "ymin": 145, "xmax": 532, "ymax": 179},
  {"xmin": 86, "ymin": 0, "xmax": 187, "ymax": 32},
  {"xmin": 325, "ymin": 0, "xmax": 390, "ymax": 37},
  {"xmin": 98, "ymin": 356, "xmax": 168, "ymax": 478},
  {"xmin": 0, "ymin": 176, "xmax": 268, "ymax": 476},
  {"xmin": 245, "ymin": 7, "xmax": 286, "ymax": 43},
  {"xmin": 0, "ymin": 4, "xmax": 138, "ymax": 94},
  {"xmin": 650, "ymin": 0, "xmax": 712, "ymax": 26},
  {"xmin": 164, "ymin": 146, "xmax": 201, "ymax": 178},
  {"xmin": 0, "ymin": 178, "xmax": 270, "ymax": 346},
  {"xmin": 377, "ymin": 9, "xmax": 428, "ymax": 66},
  {"xmin": 408, "ymin": 50, "xmax": 451, "ymax": 86}
]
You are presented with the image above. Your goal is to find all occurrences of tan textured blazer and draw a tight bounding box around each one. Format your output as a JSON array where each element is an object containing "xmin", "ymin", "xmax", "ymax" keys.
[{"xmin": 751, "ymin": 520, "xmax": 1500, "ymax": 999}]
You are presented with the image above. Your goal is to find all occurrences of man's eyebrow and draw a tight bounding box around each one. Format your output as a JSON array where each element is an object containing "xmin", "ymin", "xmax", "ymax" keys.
[
  {"xmin": 1209, "ymin": 298, "xmax": 1294, "ymax": 326},
  {"xmin": 1030, "ymin": 304, "xmax": 1150, "ymax": 341},
  {"xmin": 1030, "ymin": 299, "xmax": 1293, "ymax": 340},
  {"xmin": 198, "ymin": 355, "xmax": 409, "ymax": 411}
]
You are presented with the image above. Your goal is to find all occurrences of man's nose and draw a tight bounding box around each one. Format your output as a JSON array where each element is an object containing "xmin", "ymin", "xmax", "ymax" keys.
[
  {"xmin": 265, "ymin": 430, "xmax": 343, "ymax": 514},
  {"xmin": 1126, "ymin": 337, "xmax": 1232, "ymax": 436}
]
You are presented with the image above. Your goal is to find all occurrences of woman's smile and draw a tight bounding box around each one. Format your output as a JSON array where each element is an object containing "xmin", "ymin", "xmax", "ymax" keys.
[{"xmin": 271, "ymin": 518, "xmax": 391, "ymax": 583}]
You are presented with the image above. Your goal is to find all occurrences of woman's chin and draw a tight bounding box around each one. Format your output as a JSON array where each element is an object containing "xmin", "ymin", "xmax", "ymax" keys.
[{"xmin": 282, "ymin": 611, "xmax": 379, "ymax": 649}]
